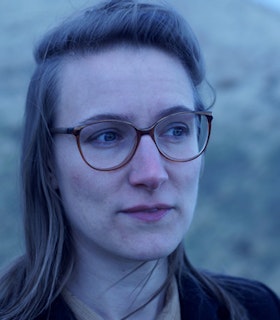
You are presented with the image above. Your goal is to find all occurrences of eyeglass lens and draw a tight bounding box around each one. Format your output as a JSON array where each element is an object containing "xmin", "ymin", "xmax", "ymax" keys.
[{"xmin": 78, "ymin": 113, "xmax": 209, "ymax": 170}]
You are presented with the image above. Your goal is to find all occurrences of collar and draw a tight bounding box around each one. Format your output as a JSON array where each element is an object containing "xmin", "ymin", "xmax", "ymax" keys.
[{"xmin": 61, "ymin": 277, "xmax": 181, "ymax": 320}]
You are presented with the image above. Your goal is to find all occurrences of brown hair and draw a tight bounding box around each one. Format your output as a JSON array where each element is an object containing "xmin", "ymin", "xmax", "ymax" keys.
[{"xmin": 0, "ymin": 1, "xmax": 248, "ymax": 319}]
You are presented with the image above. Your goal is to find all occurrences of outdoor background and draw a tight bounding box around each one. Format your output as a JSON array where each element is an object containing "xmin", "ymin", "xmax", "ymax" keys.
[{"xmin": 0, "ymin": 0, "xmax": 279, "ymax": 294}]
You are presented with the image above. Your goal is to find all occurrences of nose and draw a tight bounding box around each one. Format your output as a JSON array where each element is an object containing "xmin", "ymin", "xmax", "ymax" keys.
[{"xmin": 128, "ymin": 135, "xmax": 168, "ymax": 191}]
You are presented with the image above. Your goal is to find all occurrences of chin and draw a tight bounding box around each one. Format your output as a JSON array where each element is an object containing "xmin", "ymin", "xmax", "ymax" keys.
[{"xmin": 125, "ymin": 242, "xmax": 180, "ymax": 262}]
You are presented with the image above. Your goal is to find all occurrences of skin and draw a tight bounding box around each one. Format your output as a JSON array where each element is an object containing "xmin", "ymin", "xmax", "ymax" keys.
[{"xmin": 53, "ymin": 45, "xmax": 202, "ymax": 319}]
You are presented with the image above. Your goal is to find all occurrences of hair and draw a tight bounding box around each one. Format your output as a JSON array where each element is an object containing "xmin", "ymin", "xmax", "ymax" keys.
[{"xmin": 0, "ymin": 1, "xmax": 248, "ymax": 319}]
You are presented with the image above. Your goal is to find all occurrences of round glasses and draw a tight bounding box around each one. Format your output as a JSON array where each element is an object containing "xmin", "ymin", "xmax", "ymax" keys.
[{"xmin": 51, "ymin": 111, "xmax": 213, "ymax": 171}]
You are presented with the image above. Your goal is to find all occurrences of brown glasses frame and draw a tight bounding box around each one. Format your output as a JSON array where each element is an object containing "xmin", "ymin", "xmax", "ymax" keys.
[{"xmin": 51, "ymin": 111, "xmax": 213, "ymax": 171}]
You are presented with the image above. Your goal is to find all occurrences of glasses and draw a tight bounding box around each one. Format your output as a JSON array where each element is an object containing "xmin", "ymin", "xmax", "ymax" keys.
[{"xmin": 51, "ymin": 111, "xmax": 213, "ymax": 171}]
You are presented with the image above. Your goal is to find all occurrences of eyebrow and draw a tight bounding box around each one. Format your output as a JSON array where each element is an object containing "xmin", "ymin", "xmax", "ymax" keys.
[
  {"xmin": 77, "ymin": 105, "xmax": 194, "ymax": 126},
  {"xmin": 78, "ymin": 113, "xmax": 131, "ymax": 126},
  {"xmin": 156, "ymin": 105, "xmax": 194, "ymax": 119}
]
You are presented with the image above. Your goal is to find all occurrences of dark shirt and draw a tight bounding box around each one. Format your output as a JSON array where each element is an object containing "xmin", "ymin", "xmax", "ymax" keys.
[
  {"xmin": 37, "ymin": 274, "xmax": 280, "ymax": 320},
  {"xmin": 180, "ymin": 274, "xmax": 280, "ymax": 319}
]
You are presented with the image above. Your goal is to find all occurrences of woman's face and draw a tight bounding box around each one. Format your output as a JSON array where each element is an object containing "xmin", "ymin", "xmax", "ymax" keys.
[{"xmin": 53, "ymin": 46, "xmax": 202, "ymax": 263}]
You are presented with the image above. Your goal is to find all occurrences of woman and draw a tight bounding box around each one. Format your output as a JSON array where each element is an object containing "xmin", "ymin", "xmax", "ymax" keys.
[{"xmin": 0, "ymin": 1, "xmax": 279, "ymax": 319}]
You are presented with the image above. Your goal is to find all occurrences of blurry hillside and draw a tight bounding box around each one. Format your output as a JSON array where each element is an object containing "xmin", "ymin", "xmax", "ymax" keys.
[{"xmin": 0, "ymin": 0, "xmax": 279, "ymax": 294}]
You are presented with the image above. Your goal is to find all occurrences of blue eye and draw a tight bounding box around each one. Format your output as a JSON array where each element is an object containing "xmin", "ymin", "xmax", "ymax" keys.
[
  {"xmin": 96, "ymin": 131, "xmax": 119, "ymax": 142},
  {"xmin": 162, "ymin": 124, "xmax": 190, "ymax": 140},
  {"xmin": 83, "ymin": 129, "xmax": 123, "ymax": 147},
  {"xmin": 167, "ymin": 126, "xmax": 189, "ymax": 137}
]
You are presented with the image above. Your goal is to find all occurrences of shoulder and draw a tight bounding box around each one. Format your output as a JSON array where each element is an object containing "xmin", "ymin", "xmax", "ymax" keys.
[
  {"xmin": 178, "ymin": 272, "xmax": 280, "ymax": 319},
  {"xmin": 214, "ymin": 274, "xmax": 280, "ymax": 319}
]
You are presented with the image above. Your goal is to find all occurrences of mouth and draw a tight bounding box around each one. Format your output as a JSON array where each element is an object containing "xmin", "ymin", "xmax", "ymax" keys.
[{"xmin": 121, "ymin": 205, "xmax": 173, "ymax": 222}]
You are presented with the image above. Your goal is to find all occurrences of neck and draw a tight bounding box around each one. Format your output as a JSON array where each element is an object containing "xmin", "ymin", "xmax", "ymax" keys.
[{"xmin": 66, "ymin": 249, "xmax": 169, "ymax": 320}]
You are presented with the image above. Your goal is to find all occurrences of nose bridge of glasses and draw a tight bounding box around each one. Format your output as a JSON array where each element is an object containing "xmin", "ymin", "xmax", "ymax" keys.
[
  {"xmin": 136, "ymin": 125, "xmax": 155, "ymax": 136},
  {"xmin": 135, "ymin": 126, "xmax": 158, "ymax": 149}
]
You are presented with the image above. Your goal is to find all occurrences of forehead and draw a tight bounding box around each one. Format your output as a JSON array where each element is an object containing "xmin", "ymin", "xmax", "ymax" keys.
[{"xmin": 56, "ymin": 45, "xmax": 195, "ymax": 126}]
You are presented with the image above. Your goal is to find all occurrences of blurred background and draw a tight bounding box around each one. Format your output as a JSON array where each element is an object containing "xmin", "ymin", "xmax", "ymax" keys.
[{"xmin": 0, "ymin": 0, "xmax": 279, "ymax": 294}]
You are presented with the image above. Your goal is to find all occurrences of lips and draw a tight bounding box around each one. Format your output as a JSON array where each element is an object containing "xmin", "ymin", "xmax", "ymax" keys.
[{"xmin": 121, "ymin": 204, "xmax": 173, "ymax": 222}]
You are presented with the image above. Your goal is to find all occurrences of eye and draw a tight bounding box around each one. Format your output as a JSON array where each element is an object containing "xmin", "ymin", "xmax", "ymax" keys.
[
  {"xmin": 94, "ymin": 131, "xmax": 120, "ymax": 143},
  {"xmin": 88, "ymin": 130, "xmax": 122, "ymax": 143},
  {"xmin": 166, "ymin": 125, "xmax": 189, "ymax": 137},
  {"xmin": 162, "ymin": 123, "xmax": 190, "ymax": 140},
  {"xmin": 81, "ymin": 127, "xmax": 125, "ymax": 148}
]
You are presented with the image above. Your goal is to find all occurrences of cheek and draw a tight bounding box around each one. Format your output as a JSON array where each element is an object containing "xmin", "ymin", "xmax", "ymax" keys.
[
  {"xmin": 58, "ymin": 167, "xmax": 97, "ymax": 205},
  {"xmin": 53, "ymin": 146, "xmax": 92, "ymax": 205},
  {"xmin": 175, "ymin": 157, "xmax": 202, "ymax": 189},
  {"xmin": 54, "ymin": 142, "xmax": 94, "ymax": 198},
  {"xmin": 55, "ymin": 157, "xmax": 118, "ymax": 216},
  {"xmin": 175, "ymin": 158, "xmax": 201, "ymax": 217},
  {"xmin": 56, "ymin": 168, "xmax": 106, "ymax": 238}
]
